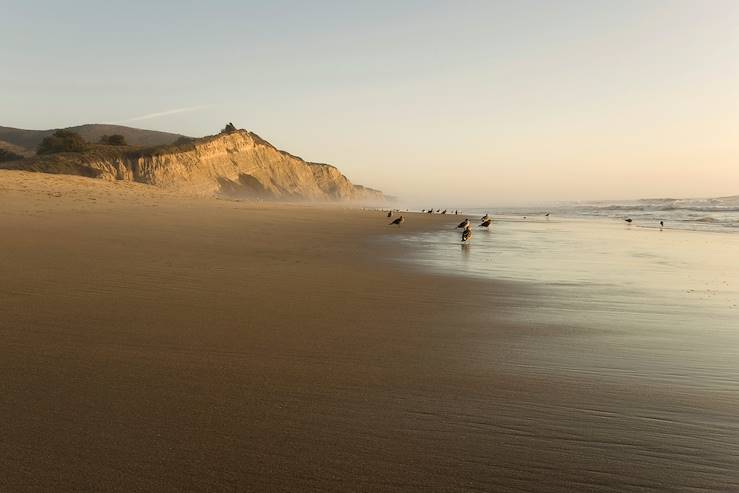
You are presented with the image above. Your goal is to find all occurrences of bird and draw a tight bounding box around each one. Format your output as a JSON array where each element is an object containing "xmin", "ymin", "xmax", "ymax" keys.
[
  {"xmin": 481, "ymin": 213, "xmax": 490, "ymax": 222},
  {"xmin": 454, "ymin": 210, "xmax": 458, "ymax": 215},
  {"xmin": 441, "ymin": 209, "xmax": 447, "ymax": 214},
  {"xmin": 545, "ymin": 212, "xmax": 550, "ymax": 217},
  {"xmin": 427, "ymin": 209, "xmax": 434, "ymax": 214},
  {"xmin": 387, "ymin": 211, "xmax": 392, "ymax": 218},
  {"xmin": 390, "ymin": 215, "xmax": 405, "ymax": 225},
  {"xmin": 625, "ymin": 218, "xmax": 633, "ymax": 223},
  {"xmin": 457, "ymin": 218, "xmax": 470, "ymax": 228},
  {"xmin": 462, "ymin": 225, "xmax": 472, "ymax": 242},
  {"xmin": 660, "ymin": 220, "xmax": 664, "ymax": 228},
  {"xmin": 480, "ymin": 219, "xmax": 492, "ymax": 228}
]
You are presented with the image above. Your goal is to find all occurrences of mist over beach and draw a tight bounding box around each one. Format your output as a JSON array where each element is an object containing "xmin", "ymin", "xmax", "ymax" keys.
[{"xmin": 2, "ymin": 1, "xmax": 739, "ymax": 492}]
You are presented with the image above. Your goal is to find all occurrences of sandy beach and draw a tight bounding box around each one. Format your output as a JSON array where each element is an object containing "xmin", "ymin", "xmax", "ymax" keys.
[{"xmin": 2, "ymin": 170, "xmax": 738, "ymax": 492}]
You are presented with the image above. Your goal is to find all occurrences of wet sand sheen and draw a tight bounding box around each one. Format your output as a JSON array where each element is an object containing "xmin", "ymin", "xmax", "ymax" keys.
[{"xmin": 1, "ymin": 171, "xmax": 738, "ymax": 491}]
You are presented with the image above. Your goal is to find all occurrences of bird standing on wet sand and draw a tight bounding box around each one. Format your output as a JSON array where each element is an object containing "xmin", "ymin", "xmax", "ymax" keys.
[
  {"xmin": 660, "ymin": 220, "xmax": 664, "ymax": 228},
  {"xmin": 457, "ymin": 218, "xmax": 470, "ymax": 228},
  {"xmin": 387, "ymin": 211, "xmax": 392, "ymax": 218},
  {"xmin": 389, "ymin": 215, "xmax": 404, "ymax": 225},
  {"xmin": 462, "ymin": 225, "xmax": 472, "ymax": 242},
  {"xmin": 480, "ymin": 219, "xmax": 492, "ymax": 228}
]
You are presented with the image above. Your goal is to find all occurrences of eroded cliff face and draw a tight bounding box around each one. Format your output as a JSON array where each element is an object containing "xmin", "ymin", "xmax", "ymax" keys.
[{"xmin": 5, "ymin": 130, "xmax": 385, "ymax": 202}]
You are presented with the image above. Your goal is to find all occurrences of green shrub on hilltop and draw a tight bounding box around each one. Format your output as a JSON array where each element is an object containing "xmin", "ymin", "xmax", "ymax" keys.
[
  {"xmin": 221, "ymin": 122, "xmax": 237, "ymax": 134},
  {"xmin": 37, "ymin": 130, "xmax": 87, "ymax": 155},
  {"xmin": 98, "ymin": 134, "xmax": 128, "ymax": 146}
]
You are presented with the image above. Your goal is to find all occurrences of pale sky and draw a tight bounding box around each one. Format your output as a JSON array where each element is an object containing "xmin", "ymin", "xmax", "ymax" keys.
[{"xmin": 2, "ymin": 0, "xmax": 738, "ymax": 203}]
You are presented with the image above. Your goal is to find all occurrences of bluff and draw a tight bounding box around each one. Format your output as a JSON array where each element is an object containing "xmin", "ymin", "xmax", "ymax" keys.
[{"xmin": 1, "ymin": 129, "xmax": 385, "ymax": 202}]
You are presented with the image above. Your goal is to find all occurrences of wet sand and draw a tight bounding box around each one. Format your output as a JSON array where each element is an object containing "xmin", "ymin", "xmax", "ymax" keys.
[{"xmin": 1, "ymin": 170, "xmax": 738, "ymax": 491}]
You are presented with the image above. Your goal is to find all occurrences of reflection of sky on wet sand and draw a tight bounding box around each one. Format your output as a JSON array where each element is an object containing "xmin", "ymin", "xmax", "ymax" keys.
[{"xmin": 390, "ymin": 217, "xmax": 739, "ymax": 392}]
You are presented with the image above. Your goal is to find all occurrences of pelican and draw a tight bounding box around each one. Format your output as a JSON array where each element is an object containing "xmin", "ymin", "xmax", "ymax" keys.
[
  {"xmin": 390, "ymin": 215, "xmax": 405, "ymax": 225},
  {"xmin": 625, "ymin": 218, "xmax": 633, "ymax": 223},
  {"xmin": 481, "ymin": 213, "xmax": 490, "ymax": 222},
  {"xmin": 462, "ymin": 225, "xmax": 472, "ymax": 242},
  {"xmin": 457, "ymin": 218, "xmax": 470, "ymax": 228},
  {"xmin": 387, "ymin": 211, "xmax": 392, "ymax": 218},
  {"xmin": 480, "ymin": 219, "xmax": 492, "ymax": 228}
]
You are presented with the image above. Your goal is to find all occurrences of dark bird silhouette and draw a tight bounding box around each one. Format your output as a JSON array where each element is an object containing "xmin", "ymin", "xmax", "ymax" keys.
[
  {"xmin": 457, "ymin": 218, "xmax": 470, "ymax": 228},
  {"xmin": 481, "ymin": 213, "xmax": 490, "ymax": 222},
  {"xmin": 441, "ymin": 209, "xmax": 447, "ymax": 214},
  {"xmin": 454, "ymin": 210, "xmax": 458, "ymax": 215},
  {"xmin": 390, "ymin": 215, "xmax": 405, "ymax": 225},
  {"xmin": 625, "ymin": 218, "xmax": 633, "ymax": 223},
  {"xmin": 545, "ymin": 212, "xmax": 550, "ymax": 217},
  {"xmin": 480, "ymin": 219, "xmax": 492, "ymax": 228},
  {"xmin": 427, "ymin": 209, "xmax": 434, "ymax": 214},
  {"xmin": 660, "ymin": 220, "xmax": 664, "ymax": 228},
  {"xmin": 387, "ymin": 211, "xmax": 392, "ymax": 218},
  {"xmin": 462, "ymin": 225, "xmax": 472, "ymax": 242}
]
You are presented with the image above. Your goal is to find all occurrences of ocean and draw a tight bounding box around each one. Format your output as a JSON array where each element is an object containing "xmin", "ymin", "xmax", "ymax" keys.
[{"xmin": 464, "ymin": 195, "xmax": 739, "ymax": 233}]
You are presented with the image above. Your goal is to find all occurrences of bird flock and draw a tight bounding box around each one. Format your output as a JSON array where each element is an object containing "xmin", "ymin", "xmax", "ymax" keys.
[
  {"xmin": 386, "ymin": 209, "xmax": 503, "ymax": 243},
  {"xmin": 385, "ymin": 210, "xmax": 666, "ymax": 243}
]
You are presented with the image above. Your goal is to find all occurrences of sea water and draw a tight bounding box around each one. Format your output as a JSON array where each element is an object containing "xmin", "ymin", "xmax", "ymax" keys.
[{"xmin": 468, "ymin": 195, "xmax": 739, "ymax": 233}]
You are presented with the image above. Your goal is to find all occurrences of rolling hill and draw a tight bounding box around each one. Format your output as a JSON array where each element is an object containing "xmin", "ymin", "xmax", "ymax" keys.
[{"xmin": 0, "ymin": 124, "xmax": 186, "ymax": 155}]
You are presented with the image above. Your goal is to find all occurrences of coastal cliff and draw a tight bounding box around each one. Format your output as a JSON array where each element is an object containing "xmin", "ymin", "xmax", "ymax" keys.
[{"xmin": 2, "ymin": 129, "xmax": 385, "ymax": 202}]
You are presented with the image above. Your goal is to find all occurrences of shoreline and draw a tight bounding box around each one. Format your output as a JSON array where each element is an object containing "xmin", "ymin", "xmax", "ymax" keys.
[{"xmin": 1, "ymin": 171, "xmax": 738, "ymax": 491}]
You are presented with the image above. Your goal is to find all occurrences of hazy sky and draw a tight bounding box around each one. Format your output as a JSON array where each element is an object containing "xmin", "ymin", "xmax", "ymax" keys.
[{"xmin": 2, "ymin": 0, "xmax": 738, "ymax": 204}]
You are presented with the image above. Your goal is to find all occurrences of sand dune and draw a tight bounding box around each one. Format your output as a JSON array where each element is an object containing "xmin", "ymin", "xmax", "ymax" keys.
[{"xmin": 1, "ymin": 170, "xmax": 738, "ymax": 492}]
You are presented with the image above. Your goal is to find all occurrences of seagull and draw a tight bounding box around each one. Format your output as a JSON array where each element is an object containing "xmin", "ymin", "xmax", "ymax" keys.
[
  {"xmin": 481, "ymin": 213, "xmax": 490, "ymax": 222},
  {"xmin": 387, "ymin": 211, "xmax": 392, "ymax": 218},
  {"xmin": 625, "ymin": 218, "xmax": 633, "ymax": 223},
  {"xmin": 457, "ymin": 218, "xmax": 470, "ymax": 228},
  {"xmin": 462, "ymin": 225, "xmax": 472, "ymax": 242},
  {"xmin": 390, "ymin": 215, "xmax": 405, "ymax": 225},
  {"xmin": 480, "ymin": 219, "xmax": 492, "ymax": 228}
]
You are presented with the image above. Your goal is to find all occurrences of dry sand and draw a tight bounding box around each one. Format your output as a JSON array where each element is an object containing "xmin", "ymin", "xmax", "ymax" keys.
[{"xmin": 1, "ymin": 170, "xmax": 737, "ymax": 492}]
